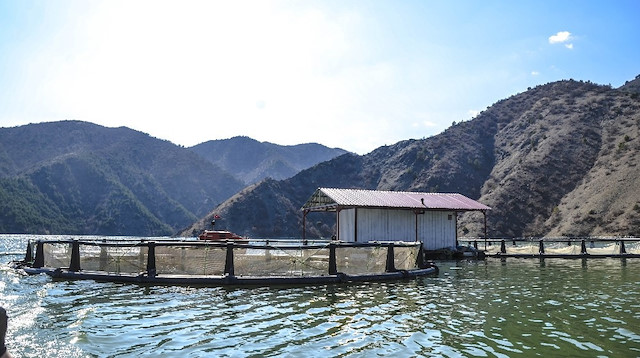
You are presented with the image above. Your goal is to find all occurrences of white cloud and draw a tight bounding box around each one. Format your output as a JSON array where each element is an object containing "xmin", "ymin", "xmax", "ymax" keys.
[
  {"xmin": 549, "ymin": 31, "xmax": 572, "ymax": 44},
  {"xmin": 549, "ymin": 31, "xmax": 573, "ymax": 49},
  {"xmin": 531, "ymin": 71, "xmax": 540, "ymax": 76}
]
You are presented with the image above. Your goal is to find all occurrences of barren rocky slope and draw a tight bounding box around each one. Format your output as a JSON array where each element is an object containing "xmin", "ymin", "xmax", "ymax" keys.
[{"xmin": 183, "ymin": 76, "xmax": 640, "ymax": 238}]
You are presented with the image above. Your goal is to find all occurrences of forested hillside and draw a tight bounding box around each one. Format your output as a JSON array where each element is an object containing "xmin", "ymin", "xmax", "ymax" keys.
[
  {"xmin": 0, "ymin": 121, "xmax": 245, "ymax": 235},
  {"xmin": 182, "ymin": 76, "xmax": 640, "ymax": 239}
]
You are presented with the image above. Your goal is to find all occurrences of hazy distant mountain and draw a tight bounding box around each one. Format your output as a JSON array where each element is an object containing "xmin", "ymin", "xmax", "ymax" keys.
[
  {"xmin": 182, "ymin": 76, "xmax": 640, "ymax": 239},
  {"xmin": 0, "ymin": 121, "xmax": 245, "ymax": 235},
  {"xmin": 190, "ymin": 136, "xmax": 349, "ymax": 184}
]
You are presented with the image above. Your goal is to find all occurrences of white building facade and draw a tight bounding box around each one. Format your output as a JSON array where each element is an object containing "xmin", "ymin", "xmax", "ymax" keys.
[{"xmin": 302, "ymin": 188, "xmax": 490, "ymax": 250}]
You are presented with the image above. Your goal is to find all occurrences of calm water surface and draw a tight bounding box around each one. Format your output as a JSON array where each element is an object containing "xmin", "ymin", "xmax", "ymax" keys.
[{"xmin": 1, "ymin": 235, "xmax": 639, "ymax": 357}]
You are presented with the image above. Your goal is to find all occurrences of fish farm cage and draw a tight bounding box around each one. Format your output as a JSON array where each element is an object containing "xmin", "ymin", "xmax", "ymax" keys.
[
  {"xmin": 458, "ymin": 237, "xmax": 640, "ymax": 258},
  {"xmin": 11, "ymin": 238, "xmax": 438, "ymax": 285}
]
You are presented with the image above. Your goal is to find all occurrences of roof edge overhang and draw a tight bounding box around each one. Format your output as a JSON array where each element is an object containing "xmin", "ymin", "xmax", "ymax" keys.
[
  {"xmin": 302, "ymin": 205, "xmax": 490, "ymax": 213},
  {"xmin": 300, "ymin": 187, "xmax": 491, "ymax": 212}
]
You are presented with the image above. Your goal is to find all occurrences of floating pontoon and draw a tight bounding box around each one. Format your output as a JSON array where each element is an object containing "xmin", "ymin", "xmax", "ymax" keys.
[{"xmin": 12, "ymin": 238, "xmax": 438, "ymax": 286}]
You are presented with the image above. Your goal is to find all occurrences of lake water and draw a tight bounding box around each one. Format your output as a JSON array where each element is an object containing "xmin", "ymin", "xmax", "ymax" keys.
[{"xmin": 1, "ymin": 235, "xmax": 639, "ymax": 357}]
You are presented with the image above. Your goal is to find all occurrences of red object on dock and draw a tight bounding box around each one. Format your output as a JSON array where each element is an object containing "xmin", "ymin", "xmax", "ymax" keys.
[{"xmin": 198, "ymin": 230, "xmax": 249, "ymax": 243}]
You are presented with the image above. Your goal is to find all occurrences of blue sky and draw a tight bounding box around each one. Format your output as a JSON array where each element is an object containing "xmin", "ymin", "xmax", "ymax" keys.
[{"xmin": 1, "ymin": 0, "xmax": 638, "ymax": 154}]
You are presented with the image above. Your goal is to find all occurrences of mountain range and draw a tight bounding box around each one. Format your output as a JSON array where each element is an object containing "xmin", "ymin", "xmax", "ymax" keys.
[
  {"xmin": 2, "ymin": 74, "xmax": 639, "ymax": 238},
  {"xmin": 190, "ymin": 136, "xmax": 347, "ymax": 184},
  {"xmin": 182, "ymin": 75, "xmax": 640, "ymax": 239},
  {"xmin": 0, "ymin": 122, "xmax": 345, "ymax": 235}
]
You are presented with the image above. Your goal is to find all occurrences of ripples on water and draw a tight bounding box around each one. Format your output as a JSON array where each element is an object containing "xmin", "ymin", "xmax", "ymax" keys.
[{"xmin": 1, "ymin": 235, "xmax": 639, "ymax": 357}]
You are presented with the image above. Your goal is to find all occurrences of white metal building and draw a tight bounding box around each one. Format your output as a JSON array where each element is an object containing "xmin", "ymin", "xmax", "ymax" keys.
[{"xmin": 301, "ymin": 188, "xmax": 491, "ymax": 250}]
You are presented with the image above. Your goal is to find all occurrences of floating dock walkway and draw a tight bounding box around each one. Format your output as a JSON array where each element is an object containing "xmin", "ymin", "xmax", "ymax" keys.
[{"xmin": 12, "ymin": 238, "xmax": 438, "ymax": 286}]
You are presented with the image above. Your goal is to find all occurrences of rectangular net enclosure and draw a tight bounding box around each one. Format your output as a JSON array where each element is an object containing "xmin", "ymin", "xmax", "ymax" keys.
[
  {"xmin": 154, "ymin": 244, "xmax": 227, "ymax": 276},
  {"xmin": 505, "ymin": 241, "xmax": 539, "ymax": 255},
  {"xmin": 543, "ymin": 241, "xmax": 582, "ymax": 255},
  {"xmin": 584, "ymin": 241, "xmax": 621, "ymax": 255},
  {"xmin": 393, "ymin": 245, "xmax": 420, "ymax": 270},
  {"xmin": 459, "ymin": 238, "xmax": 640, "ymax": 257},
  {"xmin": 335, "ymin": 245, "xmax": 388, "ymax": 275},
  {"xmin": 626, "ymin": 241, "xmax": 640, "ymax": 254},
  {"xmin": 18, "ymin": 239, "xmax": 440, "ymax": 286},
  {"xmin": 79, "ymin": 244, "xmax": 148, "ymax": 274},
  {"xmin": 43, "ymin": 242, "xmax": 71, "ymax": 268},
  {"xmin": 234, "ymin": 246, "xmax": 330, "ymax": 277},
  {"xmin": 477, "ymin": 240, "xmax": 502, "ymax": 255},
  {"xmin": 27, "ymin": 239, "xmax": 433, "ymax": 282}
]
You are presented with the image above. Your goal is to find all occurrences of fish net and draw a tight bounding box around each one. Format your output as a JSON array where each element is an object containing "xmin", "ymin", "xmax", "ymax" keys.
[
  {"xmin": 154, "ymin": 245, "xmax": 226, "ymax": 276},
  {"xmin": 79, "ymin": 244, "xmax": 147, "ymax": 274},
  {"xmin": 42, "ymin": 242, "xmax": 71, "ymax": 268},
  {"xmin": 462, "ymin": 239, "xmax": 640, "ymax": 256},
  {"xmin": 625, "ymin": 241, "xmax": 640, "ymax": 254},
  {"xmin": 34, "ymin": 240, "xmax": 423, "ymax": 278},
  {"xmin": 234, "ymin": 247, "xmax": 330, "ymax": 277},
  {"xmin": 335, "ymin": 246, "xmax": 387, "ymax": 275}
]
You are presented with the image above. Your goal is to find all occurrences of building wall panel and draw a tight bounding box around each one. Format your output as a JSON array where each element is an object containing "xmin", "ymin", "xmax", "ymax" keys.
[
  {"xmin": 338, "ymin": 208, "xmax": 457, "ymax": 249},
  {"xmin": 417, "ymin": 211, "xmax": 456, "ymax": 249},
  {"xmin": 338, "ymin": 209, "xmax": 356, "ymax": 241}
]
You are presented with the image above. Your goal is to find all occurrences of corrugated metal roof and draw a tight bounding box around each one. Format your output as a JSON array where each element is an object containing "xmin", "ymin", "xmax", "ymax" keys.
[{"xmin": 301, "ymin": 188, "xmax": 491, "ymax": 211}]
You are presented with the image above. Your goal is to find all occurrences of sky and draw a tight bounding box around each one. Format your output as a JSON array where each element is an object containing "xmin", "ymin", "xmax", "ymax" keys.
[{"xmin": 0, "ymin": 1, "xmax": 638, "ymax": 154}]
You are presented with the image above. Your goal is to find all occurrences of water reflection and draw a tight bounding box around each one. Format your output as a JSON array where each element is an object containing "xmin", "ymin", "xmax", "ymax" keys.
[{"xmin": 1, "ymin": 236, "xmax": 640, "ymax": 357}]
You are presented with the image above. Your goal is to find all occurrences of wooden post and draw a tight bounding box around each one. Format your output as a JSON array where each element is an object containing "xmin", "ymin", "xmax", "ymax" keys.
[
  {"xmin": 500, "ymin": 240, "xmax": 506, "ymax": 254},
  {"xmin": 336, "ymin": 208, "xmax": 340, "ymax": 241},
  {"xmin": 24, "ymin": 241, "xmax": 33, "ymax": 263},
  {"xmin": 224, "ymin": 242, "xmax": 235, "ymax": 276},
  {"xmin": 415, "ymin": 211, "xmax": 419, "ymax": 243},
  {"xmin": 620, "ymin": 240, "xmax": 627, "ymax": 254},
  {"xmin": 265, "ymin": 240, "xmax": 271, "ymax": 262},
  {"xmin": 147, "ymin": 242, "xmax": 156, "ymax": 278},
  {"xmin": 581, "ymin": 240, "xmax": 587, "ymax": 255},
  {"xmin": 539, "ymin": 239, "xmax": 545, "ymax": 254},
  {"xmin": 99, "ymin": 246, "xmax": 108, "ymax": 271},
  {"xmin": 302, "ymin": 210, "xmax": 307, "ymax": 241},
  {"xmin": 328, "ymin": 243, "xmax": 337, "ymax": 275},
  {"xmin": 69, "ymin": 240, "xmax": 81, "ymax": 272},
  {"xmin": 454, "ymin": 212, "xmax": 458, "ymax": 246},
  {"xmin": 385, "ymin": 243, "xmax": 396, "ymax": 272},
  {"xmin": 354, "ymin": 207, "xmax": 358, "ymax": 242},
  {"xmin": 416, "ymin": 243, "xmax": 426, "ymax": 269},
  {"xmin": 483, "ymin": 210, "xmax": 488, "ymax": 251},
  {"xmin": 483, "ymin": 210, "xmax": 488, "ymax": 239},
  {"xmin": 34, "ymin": 241, "xmax": 44, "ymax": 268}
]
